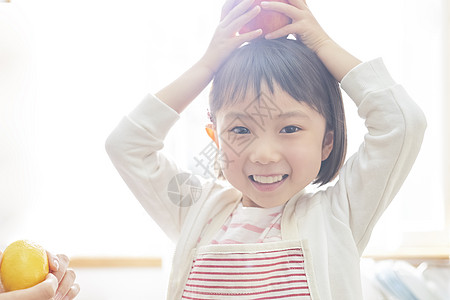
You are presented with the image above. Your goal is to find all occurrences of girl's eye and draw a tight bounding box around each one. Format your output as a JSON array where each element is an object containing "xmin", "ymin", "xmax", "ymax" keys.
[
  {"xmin": 280, "ymin": 126, "xmax": 301, "ymax": 134},
  {"xmin": 230, "ymin": 126, "xmax": 250, "ymax": 134}
]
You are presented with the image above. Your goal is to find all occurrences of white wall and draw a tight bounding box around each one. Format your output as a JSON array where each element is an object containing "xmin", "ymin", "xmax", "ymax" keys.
[
  {"xmin": 72, "ymin": 268, "xmax": 166, "ymax": 300},
  {"xmin": 0, "ymin": 1, "xmax": 35, "ymax": 248}
]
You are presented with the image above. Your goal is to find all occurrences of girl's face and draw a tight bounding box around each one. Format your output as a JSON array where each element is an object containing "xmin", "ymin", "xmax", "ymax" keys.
[{"xmin": 214, "ymin": 84, "xmax": 333, "ymax": 208}]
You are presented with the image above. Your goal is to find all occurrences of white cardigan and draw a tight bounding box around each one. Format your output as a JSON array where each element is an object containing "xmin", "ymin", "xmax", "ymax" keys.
[{"xmin": 106, "ymin": 58, "xmax": 426, "ymax": 299}]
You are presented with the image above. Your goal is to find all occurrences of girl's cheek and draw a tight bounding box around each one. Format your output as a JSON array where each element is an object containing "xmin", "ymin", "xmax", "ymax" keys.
[
  {"xmin": 220, "ymin": 133, "xmax": 255, "ymax": 156},
  {"xmin": 218, "ymin": 147, "xmax": 240, "ymax": 174}
]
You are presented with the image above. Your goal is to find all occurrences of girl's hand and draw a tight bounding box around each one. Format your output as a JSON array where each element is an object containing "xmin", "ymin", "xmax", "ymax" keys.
[
  {"xmin": 156, "ymin": 0, "xmax": 263, "ymax": 113},
  {"xmin": 262, "ymin": 0, "xmax": 331, "ymax": 54},
  {"xmin": 262, "ymin": 0, "xmax": 361, "ymax": 81},
  {"xmin": 156, "ymin": 0, "xmax": 266, "ymax": 113},
  {"xmin": 200, "ymin": 0, "xmax": 263, "ymax": 74}
]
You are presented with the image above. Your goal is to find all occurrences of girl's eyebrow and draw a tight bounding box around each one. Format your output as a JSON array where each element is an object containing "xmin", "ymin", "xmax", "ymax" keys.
[
  {"xmin": 278, "ymin": 110, "xmax": 311, "ymax": 120},
  {"xmin": 223, "ymin": 110, "xmax": 311, "ymax": 122},
  {"xmin": 223, "ymin": 112, "xmax": 250, "ymax": 119}
]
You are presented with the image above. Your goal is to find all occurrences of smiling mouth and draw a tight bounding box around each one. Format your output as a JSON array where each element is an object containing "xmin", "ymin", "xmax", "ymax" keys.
[{"xmin": 249, "ymin": 174, "xmax": 289, "ymax": 184}]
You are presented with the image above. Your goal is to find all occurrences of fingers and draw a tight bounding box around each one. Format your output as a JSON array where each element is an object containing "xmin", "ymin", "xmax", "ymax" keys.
[
  {"xmin": 226, "ymin": 5, "xmax": 262, "ymax": 41},
  {"xmin": 265, "ymin": 23, "xmax": 297, "ymax": 40},
  {"xmin": 46, "ymin": 251, "xmax": 60, "ymax": 273},
  {"xmin": 259, "ymin": 1, "xmax": 301, "ymax": 39},
  {"xmin": 221, "ymin": 0, "xmax": 242, "ymax": 21},
  {"xmin": 33, "ymin": 274, "xmax": 58, "ymax": 300},
  {"xmin": 261, "ymin": 0, "xmax": 329, "ymax": 51},
  {"xmin": 218, "ymin": 0, "xmax": 263, "ymax": 44},
  {"xmin": 47, "ymin": 253, "xmax": 80, "ymax": 300},
  {"xmin": 237, "ymin": 28, "xmax": 263, "ymax": 43},
  {"xmin": 199, "ymin": 0, "xmax": 263, "ymax": 73},
  {"xmin": 49, "ymin": 253, "xmax": 69, "ymax": 283},
  {"xmin": 62, "ymin": 283, "xmax": 80, "ymax": 300},
  {"xmin": 0, "ymin": 274, "xmax": 58, "ymax": 300},
  {"xmin": 260, "ymin": 1, "xmax": 302, "ymax": 20},
  {"xmin": 221, "ymin": 0, "xmax": 257, "ymax": 28},
  {"xmin": 288, "ymin": 0, "xmax": 308, "ymax": 10},
  {"xmin": 49, "ymin": 254, "xmax": 80, "ymax": 300},
  {"xmin": 54, "ymin": 268, "xmax": 77, "ymax": 300}
]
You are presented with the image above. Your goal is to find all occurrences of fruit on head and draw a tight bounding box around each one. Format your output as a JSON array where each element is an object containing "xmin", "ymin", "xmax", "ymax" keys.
[
  {"xmin": 240, "ymin": 0, "xmax": 291, "ymax": 36},
  {"xmin": 0, "ymin": 240, "xmax": 49, "ymax": 291}
]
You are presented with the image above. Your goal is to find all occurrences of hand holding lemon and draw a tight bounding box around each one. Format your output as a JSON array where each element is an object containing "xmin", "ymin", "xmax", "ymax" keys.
[{"xmin": 0, "ymin": 240, "xmax": 79, "ymax": 300}]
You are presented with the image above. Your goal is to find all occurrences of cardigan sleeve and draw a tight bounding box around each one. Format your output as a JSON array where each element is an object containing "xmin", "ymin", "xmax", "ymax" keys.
[
  {"xmin": 105, "ymin": 94, "xmax": 211, "ymax": 242},
  {"xmin": 326, "ymin": 58, "xmax": 427, "ymax": 253}
]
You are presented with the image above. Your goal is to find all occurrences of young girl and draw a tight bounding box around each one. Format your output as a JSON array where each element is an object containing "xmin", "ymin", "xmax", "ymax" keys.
[{"xmin": 106, "ymin": 0, "xmax": 426, "ymax": 298}]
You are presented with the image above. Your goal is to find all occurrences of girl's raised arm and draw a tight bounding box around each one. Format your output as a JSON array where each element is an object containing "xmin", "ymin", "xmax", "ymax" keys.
[
  {"xmin": 262, "ymin": 0, "xmax": 361, "ymax": 82},
  {"xmin": 156, "ymin": 0, "xmax": 263, "ymax": 114}
]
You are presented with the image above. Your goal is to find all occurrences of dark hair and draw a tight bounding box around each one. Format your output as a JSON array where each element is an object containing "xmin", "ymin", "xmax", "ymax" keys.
[{"xmin": 209, "ymin": 38, "xmax": 347, "ymax": 186}]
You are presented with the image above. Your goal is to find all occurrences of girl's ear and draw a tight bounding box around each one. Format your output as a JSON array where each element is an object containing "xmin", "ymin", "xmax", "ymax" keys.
[
  {"xmin": 205, "ymin": 124, "xmax": 219, "ymax": 148},
  {"xmin": 321, "ymin": 131, "xmax": 334, "ymax": 161}
]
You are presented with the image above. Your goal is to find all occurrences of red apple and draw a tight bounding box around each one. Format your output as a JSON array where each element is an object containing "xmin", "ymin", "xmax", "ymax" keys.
[{"xmin": 239, "ymin": 0, "xmax": 291, "ymax": 36}]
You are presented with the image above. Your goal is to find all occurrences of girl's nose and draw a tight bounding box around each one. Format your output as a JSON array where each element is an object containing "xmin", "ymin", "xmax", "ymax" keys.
[{"xmin": 248, "ymin": 137, "xmax": 282, "ymax": 164}]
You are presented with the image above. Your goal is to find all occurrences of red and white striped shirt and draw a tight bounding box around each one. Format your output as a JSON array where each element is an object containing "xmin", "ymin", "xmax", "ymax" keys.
[
  {"xmin": 211, "ymin": 202, "xmax": 284, "ymax": 244},
  {"xmin": 182, "ymin": 203, "xmax": 312, "ymax": 299}
]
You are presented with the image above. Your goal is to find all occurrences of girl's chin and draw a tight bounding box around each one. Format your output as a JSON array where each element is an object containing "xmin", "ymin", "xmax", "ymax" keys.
[{"xmin": 242, "ymin": 193, "xmax": 291, "ymax": 208}]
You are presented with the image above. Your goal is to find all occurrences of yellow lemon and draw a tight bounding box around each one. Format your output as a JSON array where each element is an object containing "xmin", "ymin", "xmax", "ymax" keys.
[{"xmin": 0, "ymin": 240, "xmax": 49, "ymax": 291}]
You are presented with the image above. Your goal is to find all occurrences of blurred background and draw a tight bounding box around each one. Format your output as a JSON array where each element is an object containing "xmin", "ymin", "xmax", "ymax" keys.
[{"xmin": 1, "ymin": 0, "xmax": 449, "ymax": 299}]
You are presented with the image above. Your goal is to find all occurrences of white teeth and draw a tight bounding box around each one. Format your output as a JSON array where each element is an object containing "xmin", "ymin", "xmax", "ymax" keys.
[{"xmin": 252, "ymin": 175, "xmax": 283, "ymax": 184}]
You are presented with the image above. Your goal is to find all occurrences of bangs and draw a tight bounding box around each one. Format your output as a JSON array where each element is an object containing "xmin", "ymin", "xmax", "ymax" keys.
[{"xmin": 210, "ymin": 39, "xmax": 335, "ymax": 125}]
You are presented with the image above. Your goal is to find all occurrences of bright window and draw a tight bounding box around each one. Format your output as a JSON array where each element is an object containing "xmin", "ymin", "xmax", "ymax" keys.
[{"xmin": 0, "ymin": 0, "xmax": 448, "ymax": 259}]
